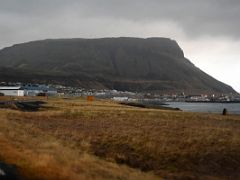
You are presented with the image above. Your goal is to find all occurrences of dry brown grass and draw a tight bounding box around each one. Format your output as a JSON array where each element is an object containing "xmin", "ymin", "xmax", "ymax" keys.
[{"xmin": 1, "ymin": 97, "xmax": 240, "ymax": 179}]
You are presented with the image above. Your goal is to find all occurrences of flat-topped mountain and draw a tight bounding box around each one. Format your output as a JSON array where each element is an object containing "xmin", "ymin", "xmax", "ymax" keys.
[{"xmin": 0, "ymin": 37, "xmax": 235, "ymax": 94}]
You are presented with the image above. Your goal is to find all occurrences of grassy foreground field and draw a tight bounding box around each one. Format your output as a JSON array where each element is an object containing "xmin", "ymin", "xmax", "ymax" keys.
[{"xmin": 0, "ymin": 97, "xmax": 240, "ymax": 179}]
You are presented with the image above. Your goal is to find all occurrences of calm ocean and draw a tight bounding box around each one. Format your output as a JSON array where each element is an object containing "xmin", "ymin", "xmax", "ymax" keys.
[{"xmin": 164, "ymin": 102, "xmax": 240, "ymax": 115}]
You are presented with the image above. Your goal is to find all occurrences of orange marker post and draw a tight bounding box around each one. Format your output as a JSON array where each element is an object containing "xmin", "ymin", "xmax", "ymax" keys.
[{"xmin": 87, "ymin": 96, "xmax": 94, "ymax": 102}]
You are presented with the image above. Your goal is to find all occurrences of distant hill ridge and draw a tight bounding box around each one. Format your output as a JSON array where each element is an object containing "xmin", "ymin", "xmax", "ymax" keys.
[{"xmin": 0, "ymin": 37, "xmax": 236, "ymax": 94}]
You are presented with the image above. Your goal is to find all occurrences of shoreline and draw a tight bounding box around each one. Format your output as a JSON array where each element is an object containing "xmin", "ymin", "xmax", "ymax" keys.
[
  {"xmin": 184, "ymin": 100, "xmax": 240, "ymax": 103},
  {"xmin": 119, "ymin": 101, "xmax": 181, "ymax": 111}
]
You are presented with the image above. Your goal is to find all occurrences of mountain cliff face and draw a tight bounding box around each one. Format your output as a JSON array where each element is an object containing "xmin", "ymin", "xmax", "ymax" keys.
[{"xmin": 0, "ymin": 37, "xmax": 235, "ymax": 94}]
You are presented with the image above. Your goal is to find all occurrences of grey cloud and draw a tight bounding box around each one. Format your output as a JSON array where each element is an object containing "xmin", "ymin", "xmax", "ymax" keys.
[
  {"xmin": 0, "ymin": 0, "xmax": 240, "ymax": 48},
  {"xmin": 74, "ymin": 0, "xmax": 240, "ymax": 37}
]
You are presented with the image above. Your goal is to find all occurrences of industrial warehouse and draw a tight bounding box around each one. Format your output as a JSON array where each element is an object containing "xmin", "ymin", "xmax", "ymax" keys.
[{"xmin": 0, "ymin": 84, "xmax": 57, "ymax": 96}]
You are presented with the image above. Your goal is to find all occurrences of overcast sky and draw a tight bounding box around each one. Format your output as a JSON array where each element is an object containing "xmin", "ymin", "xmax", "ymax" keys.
[{"xmin": 1, "ymin": 0, "xmax": 240, "ymax": 92}]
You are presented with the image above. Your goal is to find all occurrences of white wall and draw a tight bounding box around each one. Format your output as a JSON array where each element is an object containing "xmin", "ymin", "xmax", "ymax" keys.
[
  {"xmin": 18, "ymin": 90, "xmax": 24, "ymax": 96},
  {"xmin": 0, "ymin": 90, "xmax": 24, "ymax": 96}
]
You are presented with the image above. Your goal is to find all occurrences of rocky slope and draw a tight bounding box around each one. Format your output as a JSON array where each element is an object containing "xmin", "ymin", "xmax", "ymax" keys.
[{"xmin": 0, "ymin": 37, "xmax": 235, "ymax": 94}]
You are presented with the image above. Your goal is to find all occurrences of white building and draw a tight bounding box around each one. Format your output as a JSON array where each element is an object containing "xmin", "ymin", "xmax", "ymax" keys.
[
  {"xmin": 0, "ymin": 86, "xmax": 24, "ymax": 96},
  {"xmin": 112, "ymin": 97, "xmax": 129, "ymax": 102}
]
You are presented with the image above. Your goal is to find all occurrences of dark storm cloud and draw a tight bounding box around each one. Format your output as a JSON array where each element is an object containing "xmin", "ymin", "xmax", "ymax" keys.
[
  {"xmin": 0, "ymin": 0, "xmax": 240, "ymax": 49},
  {"xmin": 1, "ymin": 0, "xmax": 239, "ymax": 37},
  {"xmin": 76, "ymin": 0, "xmax": 240, "ymax": 37}
]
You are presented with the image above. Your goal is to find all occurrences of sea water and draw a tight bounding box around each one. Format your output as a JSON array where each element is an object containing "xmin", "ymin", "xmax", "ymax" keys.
[{"xmin": 164, "ymin": 102, "xmax": 240, "ymax": 114}]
